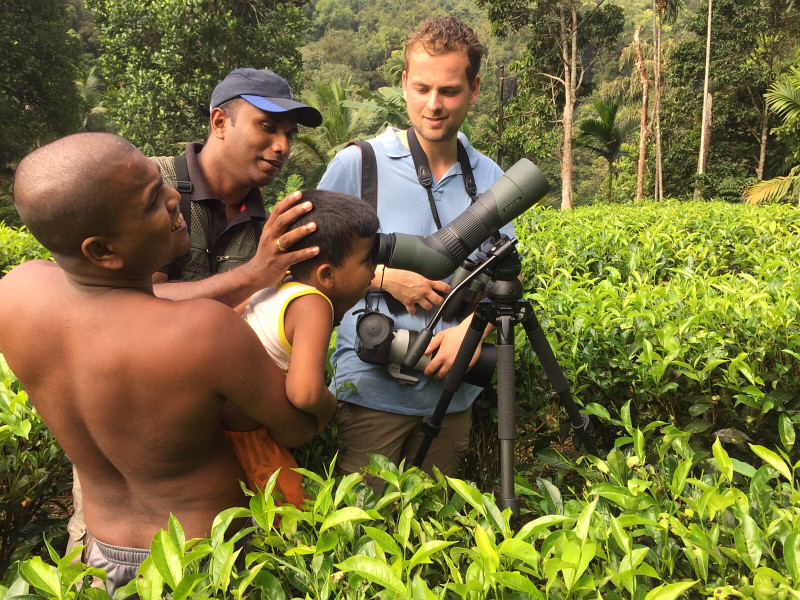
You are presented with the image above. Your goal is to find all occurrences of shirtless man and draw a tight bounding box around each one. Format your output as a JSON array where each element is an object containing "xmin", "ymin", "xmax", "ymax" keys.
[{"xmin": 0, "ymin": 133, "xmax": 318, "ymax": 594}]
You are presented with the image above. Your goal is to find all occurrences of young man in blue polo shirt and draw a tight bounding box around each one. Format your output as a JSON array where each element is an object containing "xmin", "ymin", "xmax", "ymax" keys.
[{"xmin": 317, "ymin": 17, "xmax": 515, "ymax": 484}]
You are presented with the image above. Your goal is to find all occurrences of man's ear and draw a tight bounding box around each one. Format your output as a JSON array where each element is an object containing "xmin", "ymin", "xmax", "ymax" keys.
[
  {"xmin": 315, "ymin": 263, "xmax": 335, "ymax": 292},
  {"xmin": 209, "ymin": 107, "xmax": 228, "ymax": 139},
  {"xmin": 469, "ymin": 75, "xmax": 480, "ymax": 105},
  {"xmin": 81, "ymin": 236, "xmax": 124, "ymax": 270}
]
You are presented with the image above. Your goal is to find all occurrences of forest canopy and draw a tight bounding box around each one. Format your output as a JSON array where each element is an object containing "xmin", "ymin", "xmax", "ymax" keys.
[{"xmin": 1, "ymin": 0, "xmax": 799, "ymax": 212}]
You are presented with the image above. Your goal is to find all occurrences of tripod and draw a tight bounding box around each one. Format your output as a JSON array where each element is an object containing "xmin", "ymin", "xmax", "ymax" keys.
[{"xmin": 406, "ymin": 236, "xmax": 599, "ymax": 516}]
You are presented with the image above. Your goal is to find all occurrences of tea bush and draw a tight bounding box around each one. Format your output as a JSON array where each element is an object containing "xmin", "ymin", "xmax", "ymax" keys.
[
  {"xmin": 4, "ymin": 410, "xmax": 800, "ymax": 599},
  {"xmin": 0, "ymin": 356, "xmax": 71, "ymax": 576},
  {"xmin": 0, "ymin": 224, "xmax": 51, "ymax": 275},
  {"xmin": 3, "ymin": 201, "xmax": 800, "ymax": 597},
  {"xmin": 515, "ymin": 200, "xmax": 800, "ymax": 452}
]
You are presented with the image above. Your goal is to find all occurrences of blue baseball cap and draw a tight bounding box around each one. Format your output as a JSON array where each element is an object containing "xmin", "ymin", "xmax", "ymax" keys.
[{"xmin": 207, "ymin": 68, "xmax": 322, "ymax": 127}]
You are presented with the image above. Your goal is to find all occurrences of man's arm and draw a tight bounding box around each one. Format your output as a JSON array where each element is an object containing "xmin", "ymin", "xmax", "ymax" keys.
[
  {"xmin": 207, "ymin": 301, "xmax": 317, "ymax": 448},
  {"xmin": 153, "ymin": 192, "xmax": 319, "ymax": 307},
  {"xmin": 283, "ymin": 294, "xmax": 338, "ymax": 434}
]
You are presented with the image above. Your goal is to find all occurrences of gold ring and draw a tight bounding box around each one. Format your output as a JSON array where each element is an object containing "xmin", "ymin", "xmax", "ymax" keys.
[{"xmin": 276, "ymin": 238, "xmax": 286, "ymax": 252}]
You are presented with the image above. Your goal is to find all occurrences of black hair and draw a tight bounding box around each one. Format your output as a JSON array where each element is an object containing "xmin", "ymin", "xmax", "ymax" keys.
[
  {"xmin": 288, "ymin": 190, "xmax": 379, "ymax": 280},
  {"xmin": 14, "ymin": 133, "xmax": 133, "ymax": 261},
  {"xmin": 206, "ymin": 97, "xmax": 246, "ymax": 140}
]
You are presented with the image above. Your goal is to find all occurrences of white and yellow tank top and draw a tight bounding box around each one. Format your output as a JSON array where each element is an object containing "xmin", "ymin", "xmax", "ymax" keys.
[{"xmin": 243, "ymin": 281, "xmax": 334, "ymax": 372}]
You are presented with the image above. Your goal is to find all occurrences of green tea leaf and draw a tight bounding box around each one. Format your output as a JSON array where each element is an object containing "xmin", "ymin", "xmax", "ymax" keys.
[
  {"xmin": 447, "ymin": 477, "xmax": 485, "ymax": 515},
  {"xmin": 591, "ymin": 483, "xmax": 650, "ymax": 509},
  {"xmin": 749, "ymin": 444, "xmax": 792, "ymax": 482},
  {"xmin": 783, "ymin": 532, "xmax": 800, "ymax": 583},
  {"xmin": 315, "ymin": 530, "xmax": 339, "ymax": 554},
  {"xmin": 210, "ymin": 506, "xmax": 251, "ymax": 547},
  {"xmin": 733, "ymin": 510, "xmax": 763, "ymax": 570},
  {"xmin": 779, "ymin": 413, "xmax": 796, "ymax": 451},
  {"xmin": 336, "ymin": 556, "xmax": 405, "ymax": 595},
  {"xmin": 492, "ymin": 571, "xmax": 543, "ymax": 596},
  {"xmin": 18, "ymin": 557, "xmax": 60, "ymax": 597},
  {"xmin": 537, "ymin": 477, "xmax": 563, "ymax": 514},
  {"xmin": 515, "ymin": 515, "xmax": 570, "ymax": 541},
  {"xmin": 333, "ymin": 473, "xmax": 363, "ymax": 508},
  {"xmin": 712, "ymin": 437, "xmax": 733, "ymax": 481},
  {"xmin": 319, "ymin": 507, "xmax": 373, "ymax": 533},
  {"xmin": 135, "ymin": 556, "xmax": 165, "ymax": 600},
  {"xmin": 171, "ymin": 573, "xmax": 205, "ymax": 600},
  {"xmin": 363, "ymin": 526, "xmax": 402, "ymax": 557},
  {"xmin": 621, "ymin": 401, "xmax": 633, "ymax": 434},
  {"xmin": 397, "ymin": 504, "xmax": 413, "ymax": 549},
  {"xmin": 643, "ymin": 580, "xmax": 698, "ymax": 600},
  {"xmin": 210, "ymin": 541, "xmax": 239, "ymax": 589},
  {"xmin": 669, "ymin": 459, "xmax": 692, "ymax": 497},
  {"xmin": 407, "ymin": 540, "xmax": 456, "ymax": 571},
  {"xmin": 574, "ymin": 498, "xmax": 597, "ymax": 542},
  {"xmin": 150, "ymin": 530, "xmax": 183, "ymax": 589},
  {"xmin": 498, "ymin": 538, "xmax": 541, "ymax": 568},
  {"xmin": 409, "ymin": 574, "xmax": 437, "ymax": 600},
  {"xmin": 474, "ymin": 525, "xmax": 499, "ymax": 569}
]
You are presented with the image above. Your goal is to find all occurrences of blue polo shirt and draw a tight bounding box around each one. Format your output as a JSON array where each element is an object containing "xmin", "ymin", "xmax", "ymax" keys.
[{"xmin": 318, "ymin": 128, "xmax": 515, "ymax": 416}]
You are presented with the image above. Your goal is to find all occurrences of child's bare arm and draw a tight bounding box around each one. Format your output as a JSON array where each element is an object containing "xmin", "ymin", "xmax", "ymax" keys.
[{"xmin": 283, "ymin": 293, "xmax": 338, "ymax": 432}]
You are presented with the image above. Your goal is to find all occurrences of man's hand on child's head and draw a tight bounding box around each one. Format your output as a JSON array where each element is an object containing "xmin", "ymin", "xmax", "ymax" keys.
[{"xmin": 249, "ymin": 192, "xmax": 319, "ymax": 288}]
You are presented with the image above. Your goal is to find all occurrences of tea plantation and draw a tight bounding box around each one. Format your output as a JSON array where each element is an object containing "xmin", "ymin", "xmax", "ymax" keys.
[{"xmin": 2, "ymin": 200, "xmax": 800, "ymax": 599}]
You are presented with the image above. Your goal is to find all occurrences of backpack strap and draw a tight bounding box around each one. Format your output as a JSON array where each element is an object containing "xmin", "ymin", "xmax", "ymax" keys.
[
  {"xmin": 345, "ymin": 140, "xmax": 409, "ymax": 314},
  {"xmin": 173, "ymin": 154, "xmax": 193, "ymax": 232},
  {"xmin": 345, "ymin": 140, "xmax": 377, "ymax": 211}
]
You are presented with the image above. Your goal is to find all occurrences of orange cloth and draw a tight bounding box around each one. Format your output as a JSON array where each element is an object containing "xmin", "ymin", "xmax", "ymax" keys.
[{"xmin": 224, "ymin": 426, "xmax": 305, "ymax": 508}]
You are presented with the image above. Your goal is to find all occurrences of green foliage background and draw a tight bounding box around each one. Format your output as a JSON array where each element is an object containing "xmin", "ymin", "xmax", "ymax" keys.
[
  {"xmin": 0, "ymin": 0, "xmax": 82, "ymax": 178},
  {"xmin": 85, "ymin": 0, "xmax": 309, "ymax": 156}
]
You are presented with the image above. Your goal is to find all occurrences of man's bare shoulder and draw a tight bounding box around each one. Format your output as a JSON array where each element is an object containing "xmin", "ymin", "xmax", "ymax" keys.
[
  {"xmin": 0, "ymin": 260, "xmax": 59, "ymax": 308},
  {"xmin": 161, "ymin": 296, "xmax": 263, "ymax": 360},
  {"xmin": 1, "ymin": 259, "xmax": 58, "ymax": 280}
]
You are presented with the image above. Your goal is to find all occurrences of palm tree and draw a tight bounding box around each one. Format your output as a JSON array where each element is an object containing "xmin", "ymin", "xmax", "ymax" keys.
[
  {"xmin": 577, "ymin": 97, "xmax": 639, "ymax": 202},
  {"xmin": 289, "ymin": 77, "xmax": 387, "ymax": 188},
  {"xmin": 75, "ymin": 65, "xmax": 108, "ymax": 131},
  {"xmin": 744, "ymin": 66, "xmax": 800, "ymax": 205}
]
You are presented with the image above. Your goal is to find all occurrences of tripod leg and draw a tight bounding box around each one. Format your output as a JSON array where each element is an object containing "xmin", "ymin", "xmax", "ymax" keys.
[
  {"xmin": 411, "ymin": 305, "xmax": 490, "ymax": 468},
  {"xmin": 519, "ymin": 305, "xmax": 600, "ymax": 457},
  {"xmin": 496, "ymin": 314, "xmax": 520, "ymax": 515}
]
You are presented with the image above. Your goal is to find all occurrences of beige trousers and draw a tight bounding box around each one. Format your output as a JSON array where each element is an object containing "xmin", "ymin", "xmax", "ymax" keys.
[{"xmin": 336, "ymin": 402, "xmax": 473, "ymax": 492}]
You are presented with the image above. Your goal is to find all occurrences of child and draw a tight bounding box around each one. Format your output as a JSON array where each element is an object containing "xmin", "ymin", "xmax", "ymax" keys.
[{"xmin": 222, "ymin": 190, "xmax": 380, "ymax": 505}]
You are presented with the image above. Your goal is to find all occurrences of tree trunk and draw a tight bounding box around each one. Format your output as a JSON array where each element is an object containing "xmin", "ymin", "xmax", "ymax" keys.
[
  {"xmin": 607, "ymin": 160, "xmax": 614, "ymax": 203},
  {"xmin": 634, "ymin": 25, "xmax": 650, "ymax": 201},
  {"xmin": 756, "ymin": 101, "xmax": 769, "ymax": 180},
  {"xmin": 652, "ymin": 0, "xmax": 664, "ymax": 201},
  {"xmin": 560, "ymin": 5, "xmax": 577, "ymax": 210},
  {"xmin": 497, "ymin": 65, "xmax": 505, "ymax": 166},
  {"xmin": 694, "ymin": 0, "xmax": 713, "ymax": 200}
]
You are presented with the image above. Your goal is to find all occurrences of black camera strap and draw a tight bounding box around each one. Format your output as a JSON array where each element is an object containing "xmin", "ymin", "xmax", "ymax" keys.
[
  {"xmin": 406, "ymin": 127, "xmax": 478, "ymax": 230},
  {"xmin": 173, "ymin": 154, "xmax": 193, "ymax": 232}
]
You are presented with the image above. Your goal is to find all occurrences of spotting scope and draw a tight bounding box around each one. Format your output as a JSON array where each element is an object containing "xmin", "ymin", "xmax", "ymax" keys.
[{"xmin": 372, "ymin": 158, "xmax": 549, "ymax": 279}]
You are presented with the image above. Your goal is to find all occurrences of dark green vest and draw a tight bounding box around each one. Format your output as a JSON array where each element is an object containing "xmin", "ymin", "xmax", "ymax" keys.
[{"xmin": 150, "ymin": 155, "xmax": 262, "ymax": 281}]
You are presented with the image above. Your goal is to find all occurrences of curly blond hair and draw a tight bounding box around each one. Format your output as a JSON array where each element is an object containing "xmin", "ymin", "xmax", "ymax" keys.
[{"xmin": 404, "ymin": 16, "xmax": 482, "ymax": 84}]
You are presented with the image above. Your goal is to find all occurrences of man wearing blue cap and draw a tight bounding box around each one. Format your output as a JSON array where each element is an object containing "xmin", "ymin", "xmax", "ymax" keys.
[{"xmin": 150, "ymin": 68, "xmax": 324, "ymax": 307}]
